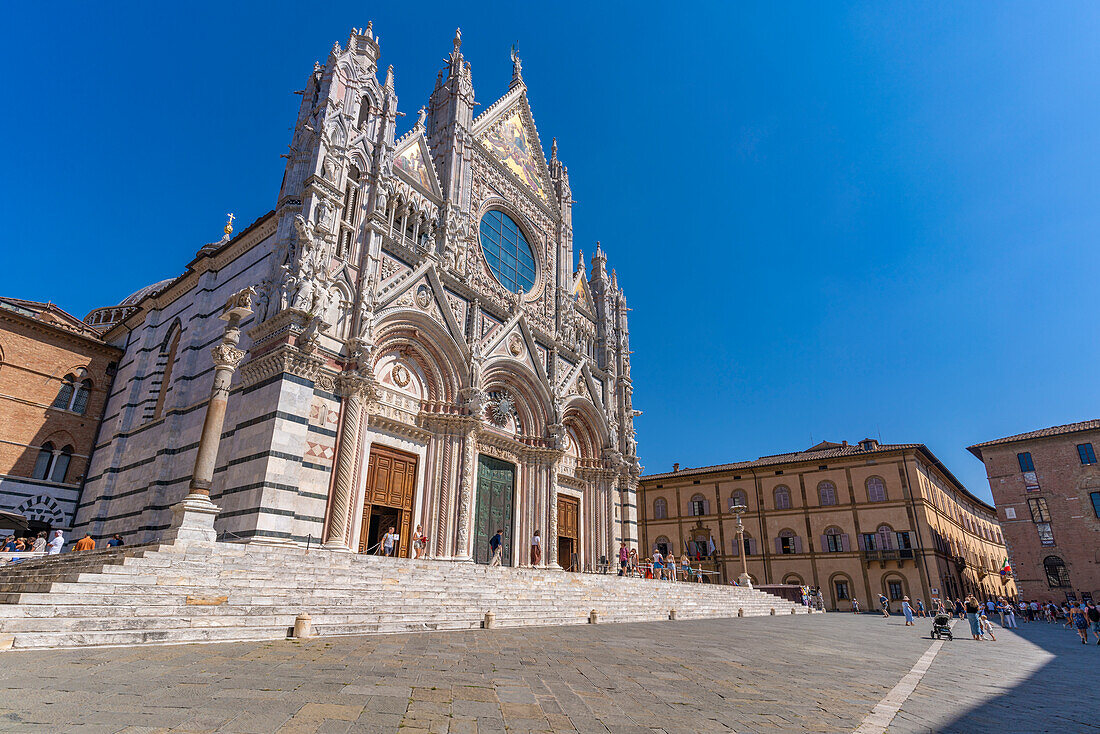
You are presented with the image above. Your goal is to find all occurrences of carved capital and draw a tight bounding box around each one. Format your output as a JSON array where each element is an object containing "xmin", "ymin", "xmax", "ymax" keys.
[
  {"xmin": 211, "ymin": 344, "xmax": 246, "ymax": 370},
  {"xmin": 336, "ymin": 370, "xmax": 377, "ymax": 402}
]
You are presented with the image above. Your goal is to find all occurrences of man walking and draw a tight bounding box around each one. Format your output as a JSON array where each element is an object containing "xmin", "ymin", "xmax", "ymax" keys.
[
  {"xmin": 879, "ymin": 593, "xmax": 890, "ymax": 618},
  {"xmin": 73, "ymin": 533, "xmax": 96, "ymax": 551},
  {"xmin": 489, "ymin": 529, "xmax": 504, "ymax": 566},
  {"xmin": 381, "ymin": 526, "xmax": 398, "ymax": 557}
]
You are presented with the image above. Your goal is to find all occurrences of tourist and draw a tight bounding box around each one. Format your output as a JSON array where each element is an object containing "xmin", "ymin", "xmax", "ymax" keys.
[
  {"xmin": 1018, "ymin": 600, "xmax": 1029, "ymax": 623},
  {"xmin": 643, "ymin": 557, "xmax": 653, "ymax": 579},
  {"xmin": 902, "ymin": 597, "xmax": 915, "ymax": 626},
  {"xmin": 1, "ymin": 536, "xmax": 14, "ymax": 551},
  {"xmin": 1069, "ymin": 602, "xmax": 1090, "ymax": 644},
  {"xmin": 1086, "ymin": 602, "xmax": 1100, "ymax": 645},
  {"xmin": 617, "ymin": 542, "xmax": 628, "ymax": 576},
  {"xmin": 381, "ymin": 526, "xmax": 398, "ymax": 557},
  {"xmin": 680, "ymin": 552, "xmax": 690, "ymax": 582},
  {"xmin": 1002, "ymin": 599, "xmax": 1017, "ymax": 629},
  {"xmin": 915, "ymin": 598, "xmax": 925, "ymax": 618},
  {"xmin": 31, "ymin": 532, "xmax": 46, "ymax": 552},
  {"xmin": 105, "ymin": 534, "xmax": 125, "ymax": 548},
  {"xmin": 73, "ymin": 533, "xmax": 96, "ymax": 551},
  {"xmin": 879, "ymin": 593, "xmax": 890, "ymax": 618},
  {"xmin": 652, "ymin": 548, "xmax": 664, "ymax": 580},
  {"xmin": 985, "ymin": 598, "xmax": 996, "ymax": 617},
  {"xmin": 628, "ymin": 547, "xmax": 638, "ymax": 577},
  {"xmin": 666, "ymin": 554, "xmax": 677, "ymax": 582},
  {"xmin": 46, "ymin": 530, "xmax": 64, "ymax": 555},
  {"xmin": 979, "ymin": 614, "xmax": 997, "ymax": 641},
  {"xmin": 852, "ymin": 598, "xmax": 860, "ymax": 613},
  {"xmin": 489, "ymin": 529, "xmax": 503, "ymax": 566},
  {"xmin": 413, "ymin": 525, "xmax": 427, "ymax": 559},
  {"xmin": 953, "ymin": 598, "xmax": 965, "ymax": 619},
  {"xmin": 965, "ymin": 595, "xmax": 982, "ymax": 640}
]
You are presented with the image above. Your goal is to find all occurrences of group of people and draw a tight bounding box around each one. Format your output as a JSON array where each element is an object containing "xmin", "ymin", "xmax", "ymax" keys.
[
  {"xmin": 614, "ymin": 542, "xmax": 713, "ymax": 582},
  {"xmin": 377, "ymin": 524, "xmax": 429, "ymax": 558},
  {"xmin": 2, "ymin": 530, "xmax": 124, "ymax": 557}
]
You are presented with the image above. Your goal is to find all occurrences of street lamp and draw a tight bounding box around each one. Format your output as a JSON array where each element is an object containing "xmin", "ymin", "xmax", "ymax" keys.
[{"xmin": 730, "ymin": 504, "xmax": 752, "ymax": 589}]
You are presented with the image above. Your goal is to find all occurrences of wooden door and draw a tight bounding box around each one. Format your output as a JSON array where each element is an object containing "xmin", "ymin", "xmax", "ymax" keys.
[
  {"xmin": 557, "ymin": 495, "xmax": 579, "ymax": 571},
  {"xmin": 358, "ymin": 445, "xmax": 418, "ymax": 556},
  {"xmin": 474, "ymin": 455, "xmax": 515, "ymax": 565}
]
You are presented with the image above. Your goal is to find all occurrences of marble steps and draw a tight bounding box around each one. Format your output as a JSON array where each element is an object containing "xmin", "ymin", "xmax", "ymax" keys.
[{"xmin": 0, "ymin": 542, "xmax": 806, "ymax": 649}]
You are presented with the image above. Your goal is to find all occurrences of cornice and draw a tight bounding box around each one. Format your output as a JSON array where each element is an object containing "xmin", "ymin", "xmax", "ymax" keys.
[{"xmin": 0, "ymin": 310, "xmax": 122, "ymax": 356}]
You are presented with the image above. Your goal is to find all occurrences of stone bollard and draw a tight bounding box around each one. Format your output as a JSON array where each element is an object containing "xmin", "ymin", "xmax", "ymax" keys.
[
  {"xmin": 589, "ymin": 609, "xmax": 599, "ymax": 624},
  {"xmin": 293, "ymin": 613, "xmax": 312, "ymax": 639},
  {"xmin": 483, "ymin": 611, "xmax": 495, "ymax": 629},
  {"xmin": 770, "ymin": 608, "xmax": 776, "ymax": 616},
  {"xmin": 669, "ymin": 609, "xmax": 677, "ymax": 620},
  {"xmin": 738, "ymin": 608, "xmax": 744, "ymax": 617}
]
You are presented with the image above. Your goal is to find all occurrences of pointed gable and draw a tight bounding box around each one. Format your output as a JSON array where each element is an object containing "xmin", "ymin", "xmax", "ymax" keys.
[
  {"xmin": 475, "ymin": 94, "xmax": 553, "ymax": 203},
  {"xmin": 393, "ymin": 133, "xmax": 441, "ymax": 197}
]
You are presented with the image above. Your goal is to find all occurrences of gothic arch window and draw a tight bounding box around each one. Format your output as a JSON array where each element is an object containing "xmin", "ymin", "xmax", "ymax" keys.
[
  {"xmin": 32, "ymin": 442, "xmax": 54, "ymax": 480},
  {"xmin": 1044, "ymin": 556, "xmax": 1071, "ymax": 587},
  {"xmin": 830, "ymin": 573, "xmax": 853, "ymax": 605},
  {"xmin": 151, "ymin": 326, "xmax": 181, "ymax": 422},
  {"xmin": 783, "ymin": 573, "xmax": 804, "ymax": 585},
  {"xmin": 339, "ymin": 165, "xmax": 361, "ymax": 260},
  {"xmin": 652, "ymin": 498, "xmax": 667, "ymax": 520},
  {"xmin": 690, "ymin": 493, "xmax": 709, "ymax": 516},
  {"xmin": 774, "ymin": 485, "xmax": 791, "ymax": 510},
  {"xmin": 32, "ymin": 442, "xmax": 73, "ymax": 483},
  {"xmin": 728, "ymin": 490, "xmax": 748, "ymax": 511},
  {"xmin": 883, "ymin": 573, "xmax": 908, "ymax": 601},
  {"xmin": 818, "ymin": 480, "xmax": 838, "ymax": 506},
  {"xmin": 867, "ymin": 476, "xmax": 888, "ymax": 502},
  {"xmin": 356, "ymin": 96, "xmax": 371, "ymax": 130},
  {"xmin": 51, "ymin": 371, "xmax": 90, "ymax": 413},
  {"xmin": 654, "ymin": 536, "xmax": 671, "ymax": 556}
]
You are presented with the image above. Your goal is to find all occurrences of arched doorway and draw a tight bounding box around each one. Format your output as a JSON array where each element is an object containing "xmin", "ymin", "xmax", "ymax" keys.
[{"xmin": 473, "ymin": 455, "xmax": 516, "ymax": 565}]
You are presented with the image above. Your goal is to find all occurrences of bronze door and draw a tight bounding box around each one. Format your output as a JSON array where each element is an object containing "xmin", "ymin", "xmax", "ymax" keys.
[
  {"xmin": 358, "ymin": 445, "xmax": 418, "ymax": 557},
  {"xmin": 474, "ymin": 455, "xmax": 515, "ymax": 565}
]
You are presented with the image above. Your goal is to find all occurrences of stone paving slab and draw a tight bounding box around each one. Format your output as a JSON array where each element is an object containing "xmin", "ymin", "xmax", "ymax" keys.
[{"xmin": 0, "ymin": 614, "xmax": 1089, "ymax": 732}]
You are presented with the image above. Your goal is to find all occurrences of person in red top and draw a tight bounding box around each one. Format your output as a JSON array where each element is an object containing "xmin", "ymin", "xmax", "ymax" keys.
[
  {"xmin": 618, "ymin": 542, "xmax": 629, "ymax": 576},
  {"xmin": 73, "ymin": 534, "xmax": 96, "ymax": 551}
]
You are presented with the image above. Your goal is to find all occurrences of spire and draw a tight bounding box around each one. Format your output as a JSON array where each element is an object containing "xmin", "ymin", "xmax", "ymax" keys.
[
  {"xmin": 550, "ymin": 137, "xmax": 558, "ymax": 163},
  {"xmin": 576, "ymin": 249, "xmax": 585, "ymax": 276},
  {"xmin": 510, "ymin": 43, "xmax": 524, "ymax": 89},
  {"xmin": 611, "ymin": 269, "xmax": 618, "ymax": 290},
  {"xmin": 384, "ymin": 64, "xmax": 394, "ymax": 91}
]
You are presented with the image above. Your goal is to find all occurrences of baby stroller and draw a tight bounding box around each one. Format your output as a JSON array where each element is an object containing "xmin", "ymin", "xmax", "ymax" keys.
[{"xmin": 931, "ymin": 613, "xmax": 953, "ymax": 640}]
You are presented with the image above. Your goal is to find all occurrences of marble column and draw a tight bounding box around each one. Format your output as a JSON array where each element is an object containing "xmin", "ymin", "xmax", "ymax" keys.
[
  {"xmin": 322, "ymin": 371, "xmax": 372, "ymax": 550},
  {"xmin": 547, "ymin": 462, "xmax": 559, "ymax": 568},
  {"xmin": 455, "ymin": 425, "xmax": 478, "ymax": 561},
  {"xmin": 163, "ymin": 286, "xmax": 254, "ymax": 545}
]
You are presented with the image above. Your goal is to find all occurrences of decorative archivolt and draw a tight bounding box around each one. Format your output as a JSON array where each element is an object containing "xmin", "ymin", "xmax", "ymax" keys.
[
  {"xmin": 481, "ymin": 359, "xmax": 553, "ymax": 439},
  {"xmin": 372, "ymin": 310, "xmax": 467, "ymax": 404}
]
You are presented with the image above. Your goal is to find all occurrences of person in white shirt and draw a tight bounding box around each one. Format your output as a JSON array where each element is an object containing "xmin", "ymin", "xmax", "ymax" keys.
[
  {"xmin": 46, "ymin": 530, "xmax": 64, "ymax": 555},
  {"xmin": 530, "ymin": 530, "xmax": 541, "ymax": 566}
]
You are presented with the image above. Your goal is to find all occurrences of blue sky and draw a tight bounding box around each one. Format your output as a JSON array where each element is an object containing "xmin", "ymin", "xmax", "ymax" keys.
[{"xmin": 3, "ymin": 2, "xmax": 1099, "ymax": 503}]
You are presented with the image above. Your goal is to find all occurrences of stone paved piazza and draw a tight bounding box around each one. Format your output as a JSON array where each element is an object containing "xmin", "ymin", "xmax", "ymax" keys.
[{"xmin": 0, "ymin": 613, "xmax": 1092, "ymax": 733}]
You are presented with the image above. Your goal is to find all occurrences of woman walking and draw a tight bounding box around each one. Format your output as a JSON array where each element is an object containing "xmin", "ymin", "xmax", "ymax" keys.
[
  {"xmin": 1070, "ymin": 602, "xmax": 1090, "ymax": 644},
  {"xmin": 902, "ymin": 597, "xmax": 915, "ymax": 626},
  {"xmin": 953, "ymin": 598, "xmax": 965, "ymax": 620},
  {"xmin": 965, "ymin": 595, "xmax": 982, "ymax": 640}
]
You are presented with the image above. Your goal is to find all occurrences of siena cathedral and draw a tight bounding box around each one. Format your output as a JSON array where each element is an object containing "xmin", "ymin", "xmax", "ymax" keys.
[{"xmin": 73, "ymin": 26, "xmax": 640, "ymax": 569}]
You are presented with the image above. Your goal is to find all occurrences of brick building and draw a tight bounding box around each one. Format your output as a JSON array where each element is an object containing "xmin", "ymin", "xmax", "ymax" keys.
[
  {"xmin": 968, "ymin": 420, "xmax": 1100, "ymax": 604},
  {"xmin": 639, "ymin": 439, "xmax": 1014, "ymax": 611},
  {"xmin": 0, "ymin": 297, "xmax": 121, "ymax": 533}
]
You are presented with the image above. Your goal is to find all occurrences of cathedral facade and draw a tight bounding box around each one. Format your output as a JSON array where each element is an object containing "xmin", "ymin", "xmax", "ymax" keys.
[{"xmin": 73, "ymin": 27, "xmax": 640, "ymax": 569}]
